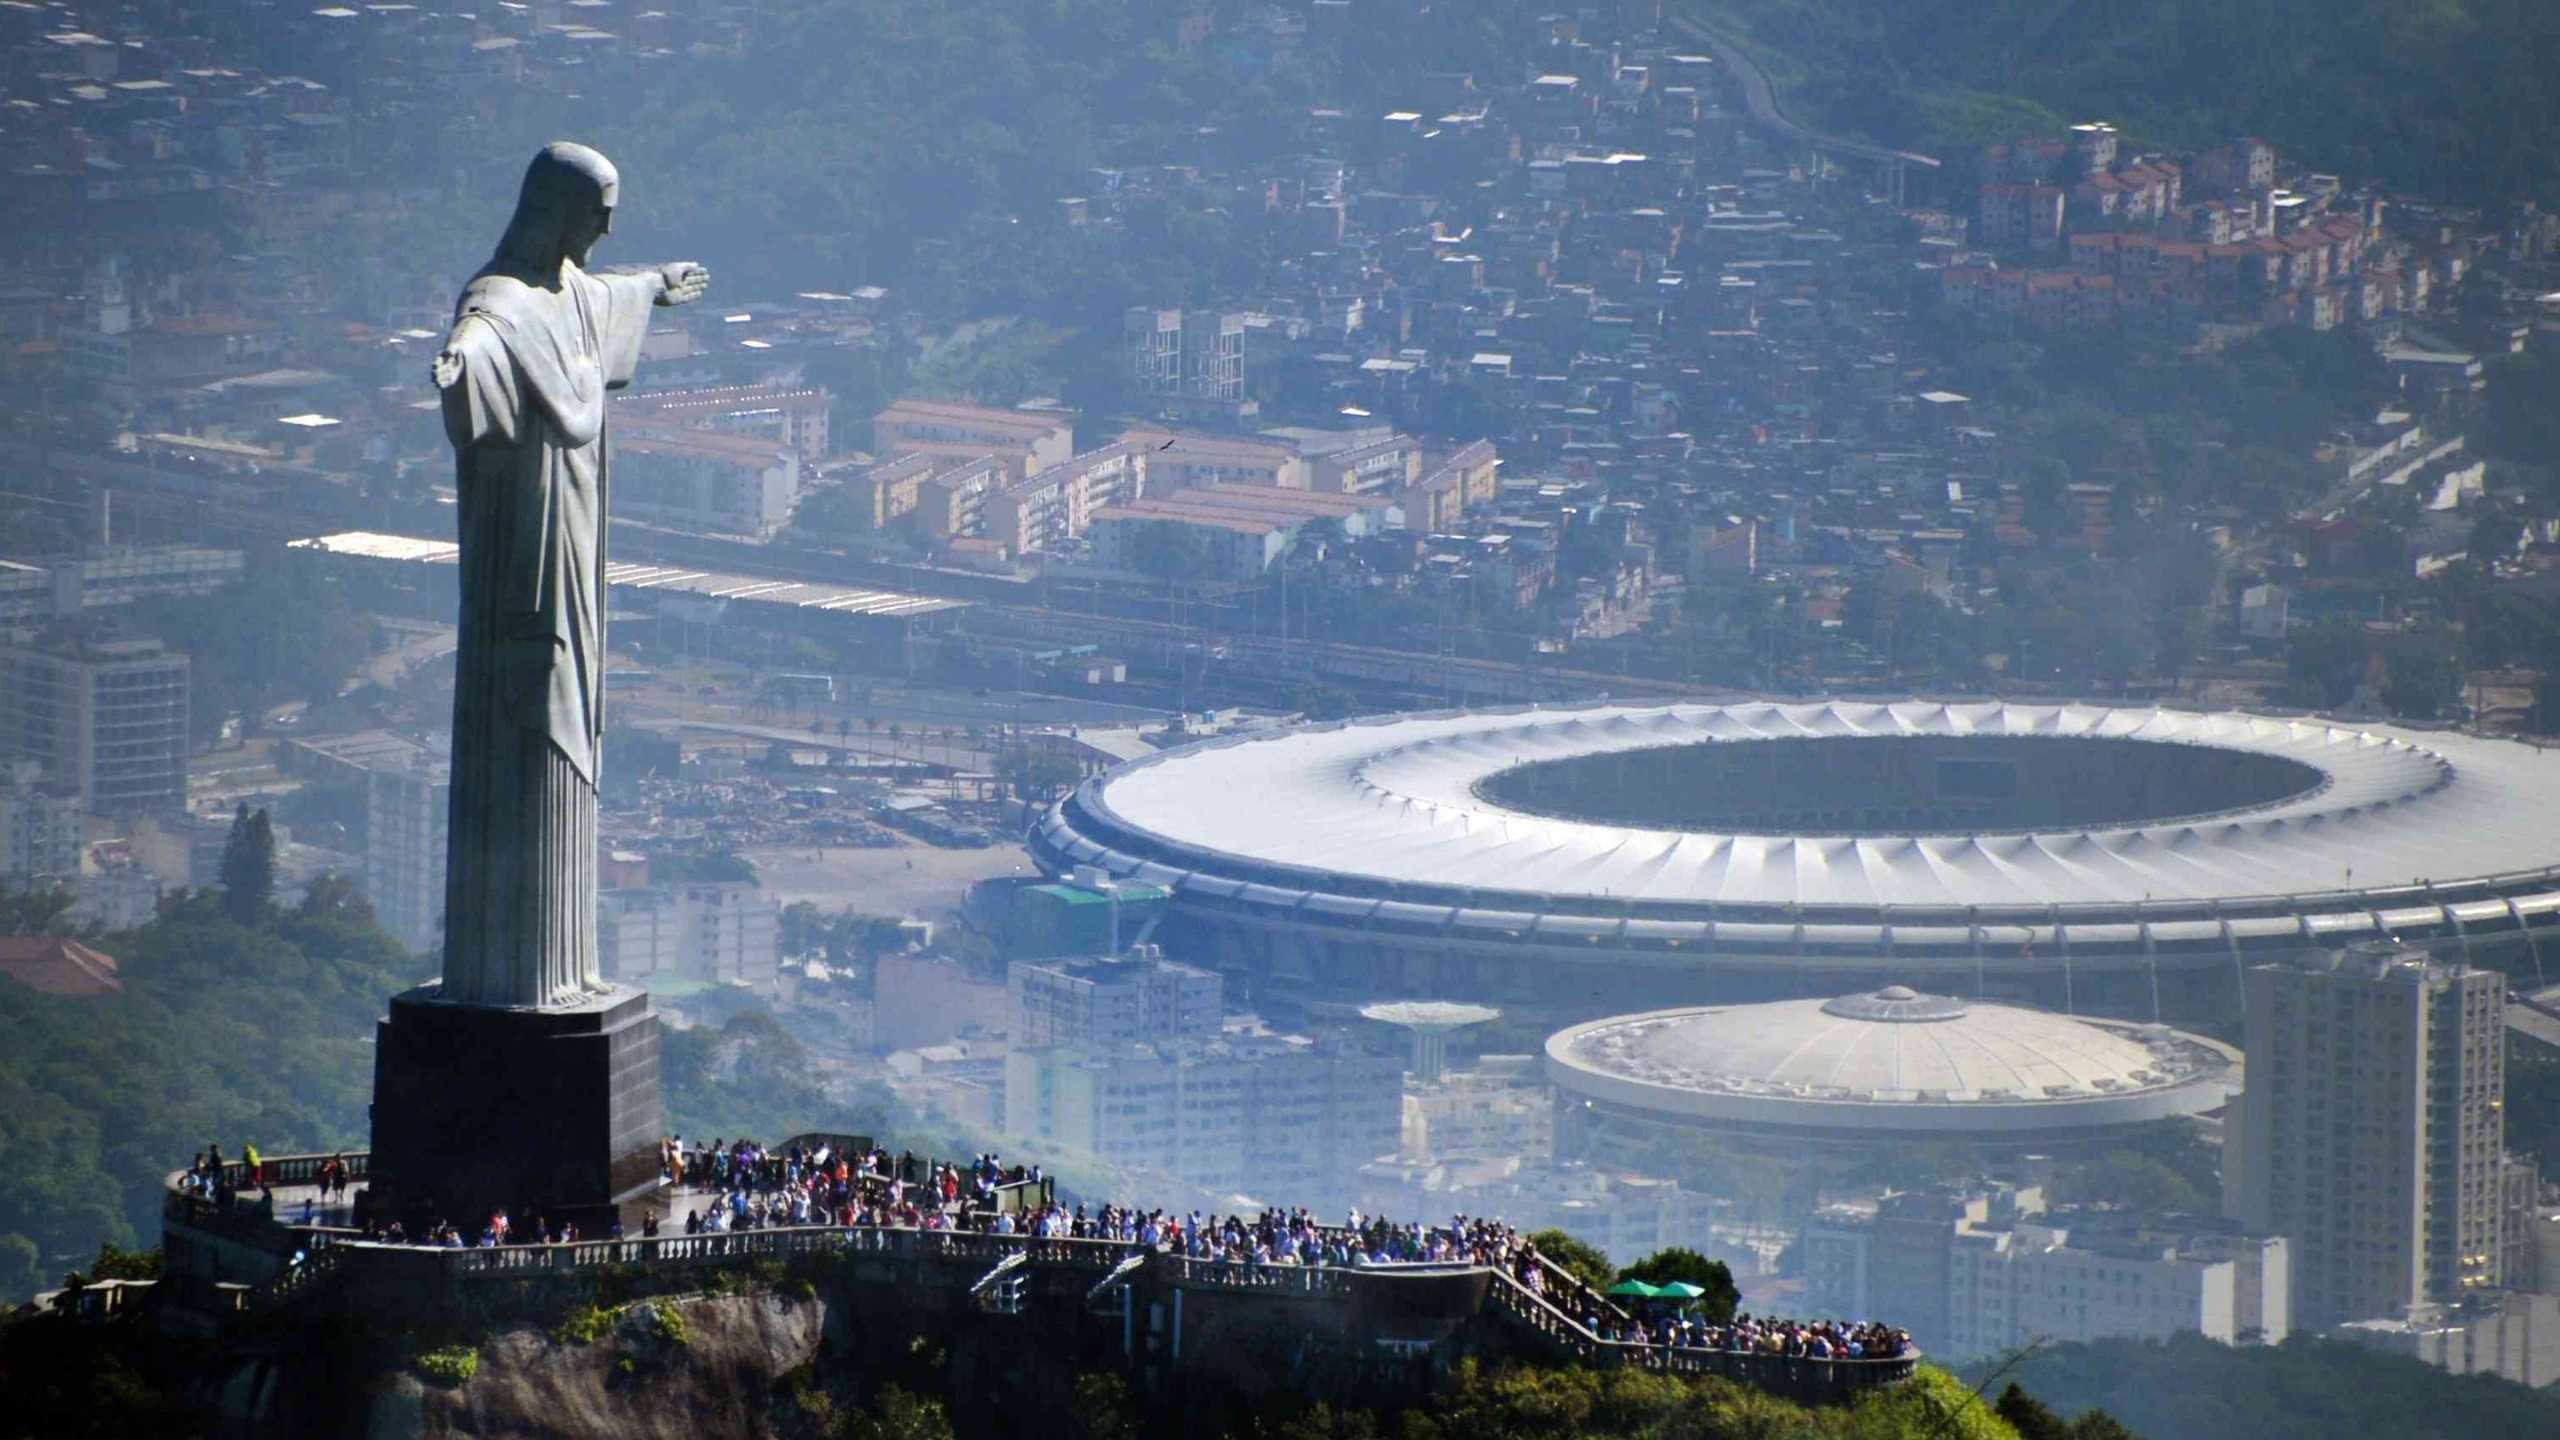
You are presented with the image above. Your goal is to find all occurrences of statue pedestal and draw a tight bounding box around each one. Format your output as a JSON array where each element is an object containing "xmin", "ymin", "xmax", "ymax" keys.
[{"xmin": 368, "ymin": 983, "xmax": 664, "ymax": 1229}]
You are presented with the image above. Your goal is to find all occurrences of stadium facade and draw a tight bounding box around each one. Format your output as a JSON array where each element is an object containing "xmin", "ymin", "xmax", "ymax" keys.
[{"xmin": 1030, "ymin": 701, "xmax": 2560, "ymax": 1020}]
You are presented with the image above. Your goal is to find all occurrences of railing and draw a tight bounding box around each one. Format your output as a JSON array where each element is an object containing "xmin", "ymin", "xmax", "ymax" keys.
[
  {"xmin": 1481, "ymin": 1267, "xmax": 1918, "ymax": 1390},
  {"xmin": 163, "ymin": 1148, "xmax": 1908, "ymax": 1394},
  {"xmin": 1155, "ymin": 1254, "xmax": 1352, "ymax": 1297},
  {"xmin": 241, "ymin": 1238, "xmax": 352, "ymax": 1311},
  {"xmin": 403, "ymin": 1222, "xmax": 1146, "ymax": 1281},
  {"xmin": 180, "ymin": 1150, "xmax": 370, "ymax": 1194}
]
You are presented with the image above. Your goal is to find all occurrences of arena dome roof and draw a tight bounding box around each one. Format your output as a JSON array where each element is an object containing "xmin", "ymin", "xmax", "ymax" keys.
[{"xmin": 1544, "ymin": 989, "xmax": 2241, "ymax": 1137}]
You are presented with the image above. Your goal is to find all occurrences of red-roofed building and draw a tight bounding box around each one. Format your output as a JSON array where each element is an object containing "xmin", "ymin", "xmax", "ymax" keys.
[{"xmin": 0, "ymin": 936, "xmax": 122, "ymax": 996}]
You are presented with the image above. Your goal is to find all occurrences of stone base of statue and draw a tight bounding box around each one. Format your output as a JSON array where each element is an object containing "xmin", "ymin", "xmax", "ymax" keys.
[{"xmin": 367, "ymin": 982, "xmax": 664, "ymax": 1229}]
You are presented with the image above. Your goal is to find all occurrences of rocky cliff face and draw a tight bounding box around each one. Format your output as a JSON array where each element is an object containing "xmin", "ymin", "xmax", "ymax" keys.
[{"xmin": 373, "ymin": 1293, "xmax": 826, "ymax": 1440}]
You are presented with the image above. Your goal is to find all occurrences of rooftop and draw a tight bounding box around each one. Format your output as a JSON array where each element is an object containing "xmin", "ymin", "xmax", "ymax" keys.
[{"xmin": 1546, "ymin": 988, "xmax": 2240, "ymax": 1135}]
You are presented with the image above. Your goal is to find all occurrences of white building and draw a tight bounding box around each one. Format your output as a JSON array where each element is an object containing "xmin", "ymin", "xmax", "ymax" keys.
[
  {"xmin": 1005, "ymin": 1023, "xmax": 1400, "ymax": 1209},
  {"xmin": 598, "ymin": 880, "xmax": 781, "ymax": 993},
  {"xmin": 0, "ymin": 636, "xmax": 189, "ymax": 817},
  {"xmin": 0, "ymin": 545, "xmax": 244, "ymax": 625},
  {"xmin": 0, "ymin": 760, "xmax": 82, "ymax": 880},
  {"xmin": 363, "ymin": 751, "xmax": 448, "ymax": 955},
  {"xmin": 614, "ymin": 426, "xmax": 802, "ymax": 539},
  {"xmin": 871, "ymin": 952, "xmax": 1010, "ymax": 1049},
  {"xmin": 2228, "ymin": 945, "xmax": 2512, "ymax": 1330},
  {"xmin": 2335, "ymin": 1292, "xmax": 2560, "ymax": 1388},
  {"xmin": 1803, "ymin": 1186, "xmax": 2289, "ymax": 1354},
  {"xmin": 1009, "ymin": 950, "xmax": 1222, "ymax": 1050},
  {"xmin": 1945, "ymin": 1221, "xmax": 2291, "ymax": 1357},
  {"xmin": 1800, "ymin": 1201, "xmax": 1883, "ymax": 1319},
  {"xmin": 1400, "ymin": 1056, "xmax": 1550, "ymax": 1163},
  {"xmin": 1124, "ymin": 307, "xmax": 1245, "ymax": 401}
]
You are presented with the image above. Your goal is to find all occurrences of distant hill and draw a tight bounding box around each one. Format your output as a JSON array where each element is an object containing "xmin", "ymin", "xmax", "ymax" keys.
[
  {"xmin": 1700, "ymin": 0, "xmax": 2560, "ymax": 203},
  {"xmin": 1985, "ymin": 1332, "xmax": 2560, "ymax": 1440}
]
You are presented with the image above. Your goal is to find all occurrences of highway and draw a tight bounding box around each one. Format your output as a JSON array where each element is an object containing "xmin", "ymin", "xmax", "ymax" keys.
[{"xmin": 1668, "ymin": 10, "xmax": 1941, "ymax": 175}]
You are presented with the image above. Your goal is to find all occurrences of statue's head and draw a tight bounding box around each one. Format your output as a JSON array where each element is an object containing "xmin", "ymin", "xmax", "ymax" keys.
[{"xmin": 496, "ymin": 142, "xmax": 620, "ymax": 274}]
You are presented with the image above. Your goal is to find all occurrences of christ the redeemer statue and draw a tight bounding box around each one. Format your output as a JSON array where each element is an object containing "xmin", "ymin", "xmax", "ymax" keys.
[{"xmin": 430, "ymin": 142, "xmax": 707, "ymax": 1008}]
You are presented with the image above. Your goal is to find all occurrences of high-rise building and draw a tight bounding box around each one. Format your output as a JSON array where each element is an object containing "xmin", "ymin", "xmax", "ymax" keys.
[
  {"xmin": 1009, "ymin": 949, "xmax": 1222, "ymax": 1050},
  {"xmin": 2228, "ymin": 944, "xmax": 2511, "ymax": 1330},
  {"xmin": 612, "ymin": 427, "xmax": 802, "ymax": 539},
  {"xmin": 1944, "ymin": 1223, "xmax": 2290, "ymax": 1357},
  {"xmin": 0, "ymin": 546, "xmax": 244, "ymax": 625},
  {"xmin": 364, "ymin": 751, "xmax": 449, "ymax": 955},
  {"xmin": 0, "ymin": 636, "xmax": 189, "ymax": 816},
  {"xmin": 0, "ymin": 760, "xmax": 83, "ymax": 880},
  {"xmin": 1126, "ymin": 307, "xmax": 1183, "ymax": 396},
  {"xmin": 1803, "ymin": 1185, "xmax": 2290, "ymax": 1357},
  {"xmin": 1002, "ymin": 954, "xmax": 1397, "ymax": 1208},
  {"xmin": 283, "ymin": 730, "xmax": 449, "ymax": 954},
  {"xmin": 1124, "ymin": 307, "xmax": 1246, "ymax": 402},
  {"xmin": 617, "ymin": 384, "xmax": 832, "ymax": 464},
  {"xmin": 597, "ymin": 880, "xmax": 781, "ymax": 993},
  {"xmin": 1003, "ymin": 1031, "xmax": 1398, "ymax": 1209}
]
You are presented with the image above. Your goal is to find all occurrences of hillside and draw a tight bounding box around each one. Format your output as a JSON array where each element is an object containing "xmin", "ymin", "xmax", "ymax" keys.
[
  {"xmin": 1699, "ymin": 0, "xmax": 2560, "ymax": 203},
  {"xmin": 1987, "ymin": 1332, "xmax": 2560, "ymax": 1440}
]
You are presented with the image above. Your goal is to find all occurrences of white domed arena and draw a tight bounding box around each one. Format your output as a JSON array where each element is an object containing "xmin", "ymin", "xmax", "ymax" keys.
[
  {"xmin": 1028, "ymin": 700, "xmax": 2560, "ymax": 1020},
  {"xmin": 1544, "ymin": 987, "xmax": 2242, "ymax": 1154}
]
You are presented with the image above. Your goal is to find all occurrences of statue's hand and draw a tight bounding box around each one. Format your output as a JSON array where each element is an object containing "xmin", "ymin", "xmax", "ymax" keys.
[
  {"xmin": 658, "ymin": 262, "xmax": 710, "ymax": 307},
  {"xmin": 431, "ymin": 346, "xmax": 464, "ymax": 390}
]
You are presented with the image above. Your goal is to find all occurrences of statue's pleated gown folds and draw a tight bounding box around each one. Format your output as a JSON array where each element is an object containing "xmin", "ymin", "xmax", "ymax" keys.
[{"xmin": 435, "ymin": 258, "xmax": 657, "ymax": 1008}]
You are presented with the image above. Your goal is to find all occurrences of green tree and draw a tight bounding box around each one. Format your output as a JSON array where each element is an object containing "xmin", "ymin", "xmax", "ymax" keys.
[
  {"xmin": 293, "ymin": 874, "xmax": 376, "ymax": 928},
  {"xmin": 1615, "ymin": 1248, "xmax": 1740, "ymax": 1324},
  {"xmin": 217, "ymin": 805, "xmax": 276, "ymax": 926},
  {"xmin": 127, "ymin": 549, "xmax": 376, "ymax": 742},
  {"xmin": 846, "ymin": 1384, "xmax": 954, "ymax": 1440},
  {"xmin": 0, "ymin": 882, "xmax": 79, "ymax": 935},
  {"xmin": 996, "ymin": 745, "xmax": 1083, "ymax": 803},
  {"xmin": 2282, "ymin": 620, "xmax": 2368, "ymax": 709},
  {"xmin": 1528, "ymin": 1229, "xmax": 1613, "ymax": 1295},
  {"xmin": 1998, "ymin": 1382, "xmax": 2072, "ymax": 1440}
]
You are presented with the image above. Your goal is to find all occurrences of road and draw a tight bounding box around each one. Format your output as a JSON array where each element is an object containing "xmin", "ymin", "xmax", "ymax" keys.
[{"xmin": 1667, "ymin": 10, "xmax": 1940, "ymax": 173}]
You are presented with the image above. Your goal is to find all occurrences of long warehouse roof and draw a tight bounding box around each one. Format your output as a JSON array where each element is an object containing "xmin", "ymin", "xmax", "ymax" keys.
[{"xmin": 291, "ymin": 530, "xmax": 966, "ymax": 620}]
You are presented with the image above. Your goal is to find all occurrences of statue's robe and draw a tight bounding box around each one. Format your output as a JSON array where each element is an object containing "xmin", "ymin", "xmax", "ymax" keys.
[{"xmin": 436, "ymin": 259, "xmax": 656, "ymax": 1008}]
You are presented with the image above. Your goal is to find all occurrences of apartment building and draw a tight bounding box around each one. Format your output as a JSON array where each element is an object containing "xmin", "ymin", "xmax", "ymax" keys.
[
  {"xmin": 0, "ymin": 636, "xmax": 188, "ymax": 817},
  {"xmin": 618, "ymin": 384, "xmax": 831, "ymax": 464},
  {"xmin": 614, "ymin": 426, "xmax": 802, "ymax": 539},
  {"xmin": 2229, "ymin": 944, "xmax": 2512, "ymax": 1330},
  {"xmin": 873, "ymin": 399, "xmax": 1074, "ymax": 475}
]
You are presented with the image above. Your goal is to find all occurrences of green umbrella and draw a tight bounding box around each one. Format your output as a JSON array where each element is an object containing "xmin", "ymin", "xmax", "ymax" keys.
[
  {"xmin": 1605, "ymin": 1279, "xmax": 1662, "ymax": 1297},
  {"xmin": 1655, "ymin": 1280, "xmax": 1709, "ymax": 1299}
]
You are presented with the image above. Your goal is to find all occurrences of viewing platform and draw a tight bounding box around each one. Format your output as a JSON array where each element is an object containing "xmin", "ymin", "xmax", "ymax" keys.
[{"xmin": 155, "ymin": 1145, "xmax": 1919, "ymax": 1406}]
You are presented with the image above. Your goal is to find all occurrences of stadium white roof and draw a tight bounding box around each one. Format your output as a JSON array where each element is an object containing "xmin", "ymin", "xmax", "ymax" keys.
[{"xmin": 1077, "ymin": 701, "xmax": 2560, "ymax": 912}]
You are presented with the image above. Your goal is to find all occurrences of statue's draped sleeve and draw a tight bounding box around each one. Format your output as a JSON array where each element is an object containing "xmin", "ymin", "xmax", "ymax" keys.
[
  {"xmin": 438, "ymin": 313, "xmax": 520, "ymax": 450},
  {"xmin": 436, "ymin": 265, "xmax": 660, "ymax": 788},
  {"xmin": 591, "ymin": 268, "xmax": 657, "ymax": 390}
]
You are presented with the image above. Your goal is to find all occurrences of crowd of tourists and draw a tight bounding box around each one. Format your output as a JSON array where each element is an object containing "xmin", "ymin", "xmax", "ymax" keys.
[
  {"xmin": 176, "ymin": 1144, "xmax": 354, "ymax": 1215},
  {"xmin": 666, "ymin": 1138, "xmax": 1031, "ymax": 1232},
  {"xmin": 1585, "ymin": 1307, "xmax": 1913, "ymax": 1363},
  {"xmin": 204, "ymin": 1132, "xmax": 1906, "ymax": 1367}
]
